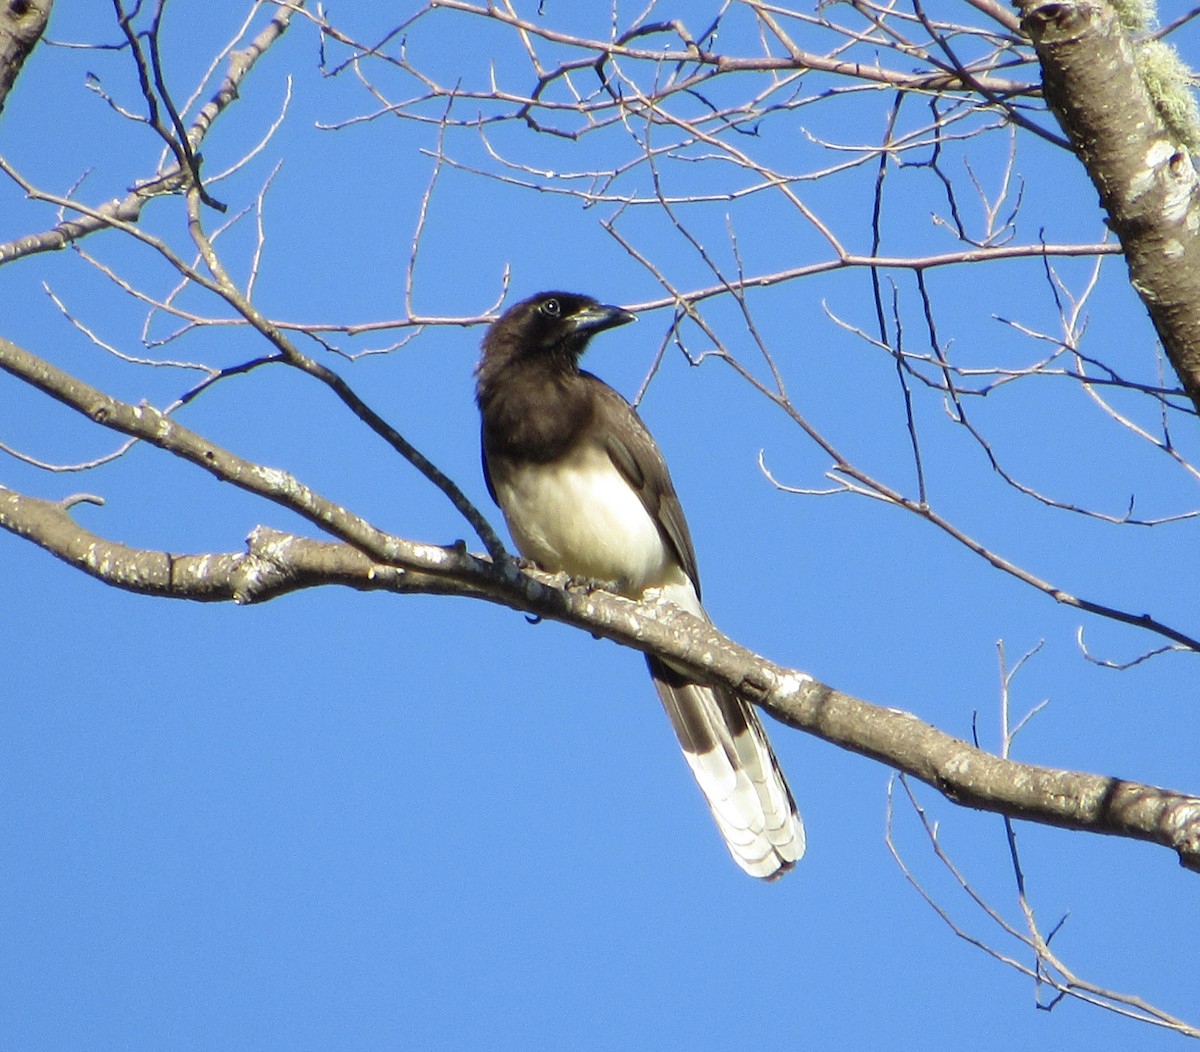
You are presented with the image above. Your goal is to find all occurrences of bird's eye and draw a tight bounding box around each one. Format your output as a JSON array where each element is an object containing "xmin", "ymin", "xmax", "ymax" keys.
[{"xmin": 540, "ymin": 298, "xmax": 561, "ymax": 317}]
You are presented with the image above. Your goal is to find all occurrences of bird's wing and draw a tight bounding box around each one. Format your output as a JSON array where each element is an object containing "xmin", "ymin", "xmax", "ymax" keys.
[
  {"xmin": 586, "ymin": 377, "xmax": 702, "ymax": 593},
  {"xmin": 480, "ymin": 432, "xmax": 499, "ymax": 506}
]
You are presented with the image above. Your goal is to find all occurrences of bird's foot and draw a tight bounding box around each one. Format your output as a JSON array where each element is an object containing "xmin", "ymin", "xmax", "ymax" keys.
[{"xmin": 565, "ymin": 572, "xmax": 622, "ymax": 595}]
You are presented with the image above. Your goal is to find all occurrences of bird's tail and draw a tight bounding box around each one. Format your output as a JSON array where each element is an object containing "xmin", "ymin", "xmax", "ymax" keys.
[{"xmin": 648, "ymin": 656, "xmax": 805, "ymax": 880}]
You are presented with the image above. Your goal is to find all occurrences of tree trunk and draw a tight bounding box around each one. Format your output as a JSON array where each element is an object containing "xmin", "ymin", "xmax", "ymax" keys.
[
  {"xmin": 0, "ymin": 0, "xmax": 52, "ymax": 116},
  {"xmin": 1020, "ymin": 0, "xmax": 1200, "ymax": 412}
]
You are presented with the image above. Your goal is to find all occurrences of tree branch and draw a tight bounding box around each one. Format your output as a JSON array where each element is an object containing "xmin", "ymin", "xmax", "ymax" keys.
[
  {"xmin": 0, "ymin": 0, "xmax": 295, "ymax": 265},
  {"xmin": 3, "ymin": 484, "xmax": 1198, "ymax": 873},
  {"xmin": 426, "ymin": 0, "xmax": 1034, "ymax": 96},
  {"xmin": 0, "ymin": 334, "xmax": 491, "ymax": 579}
]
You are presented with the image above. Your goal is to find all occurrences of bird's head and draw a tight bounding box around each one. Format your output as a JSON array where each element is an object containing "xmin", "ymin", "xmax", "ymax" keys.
[{"xmin": 483, "ymin": 291, "xmax": 637, "ymax": 365}]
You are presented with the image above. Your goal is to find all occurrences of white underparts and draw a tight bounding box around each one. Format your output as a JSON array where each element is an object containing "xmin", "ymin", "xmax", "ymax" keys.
[{"xmin": 496, "ymin": 443, "xmax": 674, "ymax": 593}]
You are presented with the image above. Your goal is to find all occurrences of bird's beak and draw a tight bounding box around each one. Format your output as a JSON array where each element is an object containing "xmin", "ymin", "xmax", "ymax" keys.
[{"xmin": 568, "ymin": 303, "xmax": 637, "ymax": 336}]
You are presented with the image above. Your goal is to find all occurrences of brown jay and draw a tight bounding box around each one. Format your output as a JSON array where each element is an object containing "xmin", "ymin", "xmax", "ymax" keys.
[{"xmin": 475, "ymin": 290, "xmax": 804, "ymax": 879}]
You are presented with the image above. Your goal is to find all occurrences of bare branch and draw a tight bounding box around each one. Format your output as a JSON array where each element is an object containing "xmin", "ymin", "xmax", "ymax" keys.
[
  {"xmin": 887, "ymin": 776, "xmax": 1200, "ymax": 1036},
  {"xmin": 3, "ymin": 478, "xmax": 1198, "ymax": 874},
  {"xmin": 0, "ymin": 0, "xmax": 296, "ymax": 265},
  {"xmin": 0, "ymin": 334, "xmax": 490, "ymax": 575}
]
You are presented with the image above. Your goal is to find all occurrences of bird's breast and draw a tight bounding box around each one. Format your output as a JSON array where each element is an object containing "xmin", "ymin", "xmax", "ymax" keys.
[{"xmin": 492, "ymin": 442, "xmax": 673, "ymax": 596}]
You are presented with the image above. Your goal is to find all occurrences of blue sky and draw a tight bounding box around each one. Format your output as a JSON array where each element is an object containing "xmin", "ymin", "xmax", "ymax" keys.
[{"xmin": 2, "ymin": 2, "xmax": 1198, "ymax": 1048}]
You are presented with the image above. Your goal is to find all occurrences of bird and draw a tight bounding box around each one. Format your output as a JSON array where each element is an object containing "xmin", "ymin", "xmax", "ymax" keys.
[{"xmin": 475, "ymin": 290, "xmax": 805, "ymax": 880}]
